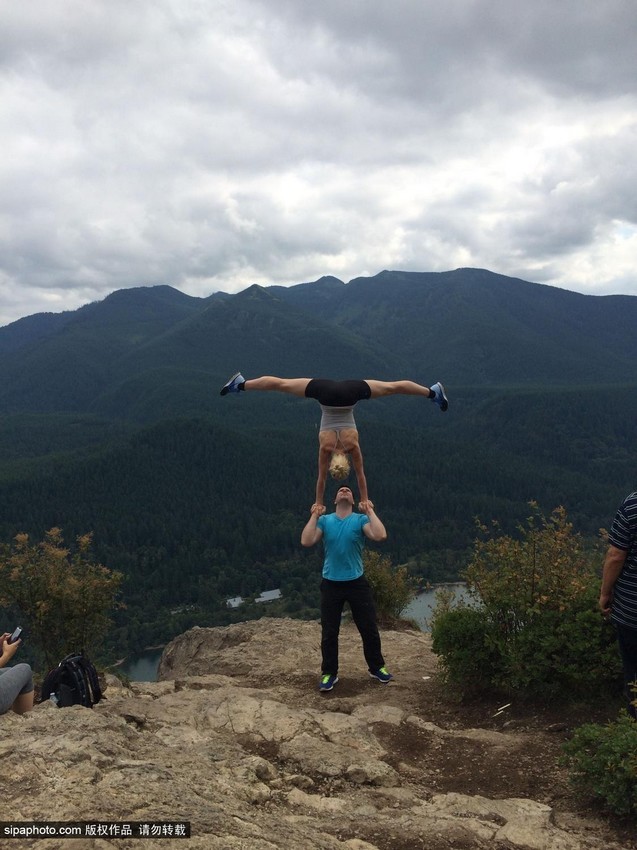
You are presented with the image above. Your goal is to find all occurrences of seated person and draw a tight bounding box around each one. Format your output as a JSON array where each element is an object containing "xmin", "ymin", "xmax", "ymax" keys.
[{"xmin": 0, "ymin": 631, "xmax": 34, "ymax": 715}]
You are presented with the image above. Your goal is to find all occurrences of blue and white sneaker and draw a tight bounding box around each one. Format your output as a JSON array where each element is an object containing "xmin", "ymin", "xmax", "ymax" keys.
[
  {"xmin": 369, "ymin": 666, "xmax": 393, "ymax": 684},
  {"xmin": 430, "ymin": 382, "xmax": 448, "ymax": 412},
  {"xmin": 220, "ymin": 372, "xmax": 245, "ymax": 396},
  {"xmin": 319, "ymin": 673, "xmax": 339, "ymax": 692}
]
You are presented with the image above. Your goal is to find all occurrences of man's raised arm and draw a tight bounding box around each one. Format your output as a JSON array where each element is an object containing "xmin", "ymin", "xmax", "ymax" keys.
[
  {"xmin": 301, "ymin": 504, "xmax": 325, "ymax": 547},
  {"xmin": 361, "ymin": 501, "xmax": 387, "ymax": 542}
]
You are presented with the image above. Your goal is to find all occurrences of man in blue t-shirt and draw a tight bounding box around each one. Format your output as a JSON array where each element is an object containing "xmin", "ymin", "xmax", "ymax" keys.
[
  {"xmin": 600, "ymin": 491, "xmax": 637, "ymax": 718},
  {"xmin": 301, "ymin": 486, "xmax": 393, "ymax": 692}
]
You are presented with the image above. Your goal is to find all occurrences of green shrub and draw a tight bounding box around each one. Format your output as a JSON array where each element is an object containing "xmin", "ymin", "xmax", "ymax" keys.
[
  {"xmin": 364, "ymin": 551, "xmax": 417, "ymax": 622},
  {"xmin": 561, "ymin": 713, "xmax": 637, "ymax": 816},
  {"xmin": 430, "ymin": 605, "xmax": 502, "ymax": 695},
  {"xmin": 489, "ymin": 581, "xmax": 618, "ymax": 698},
  {"xmin": 430, "ymin": 505, "xmax": 621, "ymax": 700}
]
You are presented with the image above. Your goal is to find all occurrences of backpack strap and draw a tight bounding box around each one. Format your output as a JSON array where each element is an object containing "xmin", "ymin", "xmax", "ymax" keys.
[{"xmin": 75, "ymin": 655, "xmax": 103, "ymax": 706}]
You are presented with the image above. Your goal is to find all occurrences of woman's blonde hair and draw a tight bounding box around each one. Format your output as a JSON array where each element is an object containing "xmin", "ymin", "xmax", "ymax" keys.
[{"xmin": 329, "ymin": 452, "xmax": 351, "ymax": 481}]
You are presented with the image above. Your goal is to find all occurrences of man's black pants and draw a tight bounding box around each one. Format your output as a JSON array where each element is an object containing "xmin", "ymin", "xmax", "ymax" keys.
[
  {"xmin": 320, "ymin": 575, "xmax": 384, "ymax": 675},
  {"xmin": 616, "ymin": 622, "xmax": 637, "ymax": 719}
]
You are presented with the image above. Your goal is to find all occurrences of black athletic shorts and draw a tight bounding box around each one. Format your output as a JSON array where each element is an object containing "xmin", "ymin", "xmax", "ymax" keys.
[{"xmin": 305, "ymin": 379, "xmax": 371, "ymax": 407}]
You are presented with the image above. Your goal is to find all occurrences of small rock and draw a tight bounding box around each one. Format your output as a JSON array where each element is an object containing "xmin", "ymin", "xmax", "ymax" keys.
[{"xmin": 545, "ymin": 722, "xmax": 569, "ymax": 733}]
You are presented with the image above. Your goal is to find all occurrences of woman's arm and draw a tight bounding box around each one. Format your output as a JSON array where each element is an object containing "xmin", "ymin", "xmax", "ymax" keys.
[
  {"xmin": 315, "ymin": 443, "xmax": 331, "ymax": 507},
  {"xmin": 349, "ymin": 444, "xmax": 368, "ymax": 504},
  {"xmin": 0, "ymin": 635, "xmax": 20, "ymax": 669}
]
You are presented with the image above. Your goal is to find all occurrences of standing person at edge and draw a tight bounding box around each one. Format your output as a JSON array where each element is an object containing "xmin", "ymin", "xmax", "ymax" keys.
[
  {"xmin": 220, "ymin": 373, "xmax": 448, "ymax": 511},
  {"xmin": 600, "ymin": 491, "xmax": 637, "ymax": 719},
  {"xmin": 301, "ymin": 485, "xmax": 392, "ymax": 692}
]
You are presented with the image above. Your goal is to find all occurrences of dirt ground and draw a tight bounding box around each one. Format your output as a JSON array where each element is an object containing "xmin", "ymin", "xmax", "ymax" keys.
[
  {"xmin": 233, "ymin": 618, "xmax": 637, "ymax": 850},
  {"xmin": 282, "ymin": 673, "xmax": 636, "ymax": 849}
]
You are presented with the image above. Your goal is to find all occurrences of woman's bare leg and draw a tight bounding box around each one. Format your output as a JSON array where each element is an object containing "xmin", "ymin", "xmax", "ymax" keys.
[
  {"xmin": 12, "ymin": 690, "xmax": 34, "ymax": 714},
  {"xmin": 244, "ymin": 376, "xmax": 312, "ymax": 397},
  {"xmin": 364, "ymin": 379, "xmax": 432, "ymax": 399}
]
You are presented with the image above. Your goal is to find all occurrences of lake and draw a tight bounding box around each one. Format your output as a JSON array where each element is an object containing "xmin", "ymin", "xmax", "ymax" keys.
[
  {"xmin": 402, "ymin": 582, "xmax": 472, "ymax": 630},
  {"xmin": 115, "ymin": 648, "xmax": 163, "ymax": 682}
]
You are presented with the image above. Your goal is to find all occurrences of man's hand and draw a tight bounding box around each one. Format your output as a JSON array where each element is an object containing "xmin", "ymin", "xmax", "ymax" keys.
[
  {"xmin": 599, "ymin": 591, "xmax": 613, "ymax": 618},
  {"xmin": 310, "ymin": 503, "xmax": 326, "ymax": 516},
  {"xmin": 358, "ymin": 499, "xmax": 374, "ymax": 514}
]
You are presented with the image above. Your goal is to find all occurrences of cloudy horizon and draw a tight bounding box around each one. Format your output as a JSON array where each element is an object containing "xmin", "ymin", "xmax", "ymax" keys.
[{"xmin": 1, "ymin": 0, "xmax": 636, "ymax": 326}]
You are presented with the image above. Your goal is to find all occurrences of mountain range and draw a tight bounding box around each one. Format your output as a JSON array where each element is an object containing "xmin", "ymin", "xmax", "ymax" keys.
[
  {"xmin": 1, "ymin": 267, "xmax": 635, "ymax": 660},
  {"xmin": 2, "ymin": 267, "xmax": 637, "ymax": 422}
]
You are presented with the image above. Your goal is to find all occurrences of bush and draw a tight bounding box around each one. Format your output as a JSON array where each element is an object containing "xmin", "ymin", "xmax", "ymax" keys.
[
  {"xmin": 431, "ymin": 605, "xmax": 502, "ymax": 695},
  {"xmin": 561, "ymin": 713, "xmax": 637, "ymax": 816},
  {"xmin": 364, "ymin": 551, "xmax": 417, "ymax": 622},
  {"xmin": 0, "ymin": 528, "xmax": 123, "ymax": 667},
  {"xmin": 430, "ymin": 504, "xmax": 620, "ymax": 699}
]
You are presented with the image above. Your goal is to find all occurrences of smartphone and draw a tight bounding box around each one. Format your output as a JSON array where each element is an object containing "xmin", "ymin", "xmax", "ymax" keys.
[{"xmin": 8, "ymin": 626, "xmax": 22, "ymax": 644}]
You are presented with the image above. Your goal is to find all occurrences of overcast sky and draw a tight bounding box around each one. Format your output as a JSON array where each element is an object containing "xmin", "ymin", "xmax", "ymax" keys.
[{"xmin": 1, "ymin": 0, "xmax": 636, "ymax": 326}]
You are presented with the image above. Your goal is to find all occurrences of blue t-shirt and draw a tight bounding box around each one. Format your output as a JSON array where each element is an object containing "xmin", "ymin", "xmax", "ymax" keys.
[
  {"xmin": 317, "ymin": 512, "xmax": 370, "ymax": 581},
  {"xmin": 608, "ymin": 492, "xmax": 637, "ymax": 629}
]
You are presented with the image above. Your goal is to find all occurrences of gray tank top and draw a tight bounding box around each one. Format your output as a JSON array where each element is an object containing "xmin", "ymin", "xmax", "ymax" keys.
[{"xmin": 319, "ymin": 404, "xmax": 357, "ymax": 431}]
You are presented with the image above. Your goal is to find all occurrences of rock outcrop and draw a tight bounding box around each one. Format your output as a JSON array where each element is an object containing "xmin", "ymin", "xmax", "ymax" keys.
[{"xmin": 2, "ymin": 618, "xmax": 632, "ymax": 849}]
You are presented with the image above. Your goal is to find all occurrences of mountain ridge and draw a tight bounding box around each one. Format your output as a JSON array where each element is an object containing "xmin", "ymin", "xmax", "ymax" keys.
[{"xmin": 2, "ymin": 267, "xmax": 637, "ymax": 420}]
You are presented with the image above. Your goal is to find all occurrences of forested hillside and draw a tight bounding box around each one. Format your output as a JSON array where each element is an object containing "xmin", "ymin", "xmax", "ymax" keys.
[
  {"xmin": 1, "ymin": 269, "xmax": 635, "ymax": 660},
  {"xmin": 3, "ymin": 268, "xmax": 637, "ymax": 420}
]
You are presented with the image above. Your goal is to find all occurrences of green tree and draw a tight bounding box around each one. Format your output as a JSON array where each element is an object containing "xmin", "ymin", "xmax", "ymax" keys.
[{"xmin": 0, "ymin": 528, "xmax": 123, "ymax": 667}]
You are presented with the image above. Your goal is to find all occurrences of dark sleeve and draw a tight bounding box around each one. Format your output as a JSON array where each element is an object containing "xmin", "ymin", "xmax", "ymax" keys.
[{"xmin": 608, "ymin": 503, "xmax": 634, "ymax": 551}]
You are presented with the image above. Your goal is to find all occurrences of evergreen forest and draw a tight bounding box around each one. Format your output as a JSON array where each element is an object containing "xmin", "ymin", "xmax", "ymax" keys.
[{"xmin": 0, "ymin": 268, "xmax": 635, "ymax": 662}]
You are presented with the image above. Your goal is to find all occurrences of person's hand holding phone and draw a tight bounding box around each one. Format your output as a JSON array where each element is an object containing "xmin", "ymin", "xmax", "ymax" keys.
[{"xmin": 0, "ymin": 629, "xmax": 21, "ymax": 667}]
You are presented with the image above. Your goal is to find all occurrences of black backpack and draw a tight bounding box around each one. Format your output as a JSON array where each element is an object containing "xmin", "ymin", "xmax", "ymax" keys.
[{"xmin": 40, "ymin": 652, "xmax": 104, "ymax": 708}]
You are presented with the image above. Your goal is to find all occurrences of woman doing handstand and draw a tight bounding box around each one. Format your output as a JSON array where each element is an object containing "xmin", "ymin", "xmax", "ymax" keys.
[{"xmin": 220, "ymin": 373, "xmax": 448, "ymax": 511}]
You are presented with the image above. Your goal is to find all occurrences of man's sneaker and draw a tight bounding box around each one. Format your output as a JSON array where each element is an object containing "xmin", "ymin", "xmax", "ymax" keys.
[
  {"xmin": 319, "ymin": 673, "xmax": 339, "ymax": 692},
  {"xmin": 430, "ymin": 381, "xmax": 448, "ymax": 412},
  {"xmin": 369, "ymin": 666, "xmax": 393, "ymax": 684},
  {"xmin": 220, "ymin": 372, "xmax": 245, "ymax": 396}
]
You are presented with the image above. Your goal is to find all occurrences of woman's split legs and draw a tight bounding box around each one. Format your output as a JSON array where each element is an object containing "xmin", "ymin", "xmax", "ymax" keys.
[{"xmin": 221, "ymin": 373, "xmax": 448, "ymax": 409}]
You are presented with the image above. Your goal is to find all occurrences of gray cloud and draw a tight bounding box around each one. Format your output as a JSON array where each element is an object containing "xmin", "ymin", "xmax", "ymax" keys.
[{"xmin": 1, "ymin": 0, "xmax": 636, "ymax": 325}]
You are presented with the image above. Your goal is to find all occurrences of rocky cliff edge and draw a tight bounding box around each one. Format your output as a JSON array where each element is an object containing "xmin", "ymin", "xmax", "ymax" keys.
[{"xmin": 2, "ymin": 618, "xmax": 633, "ymax": 850}]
